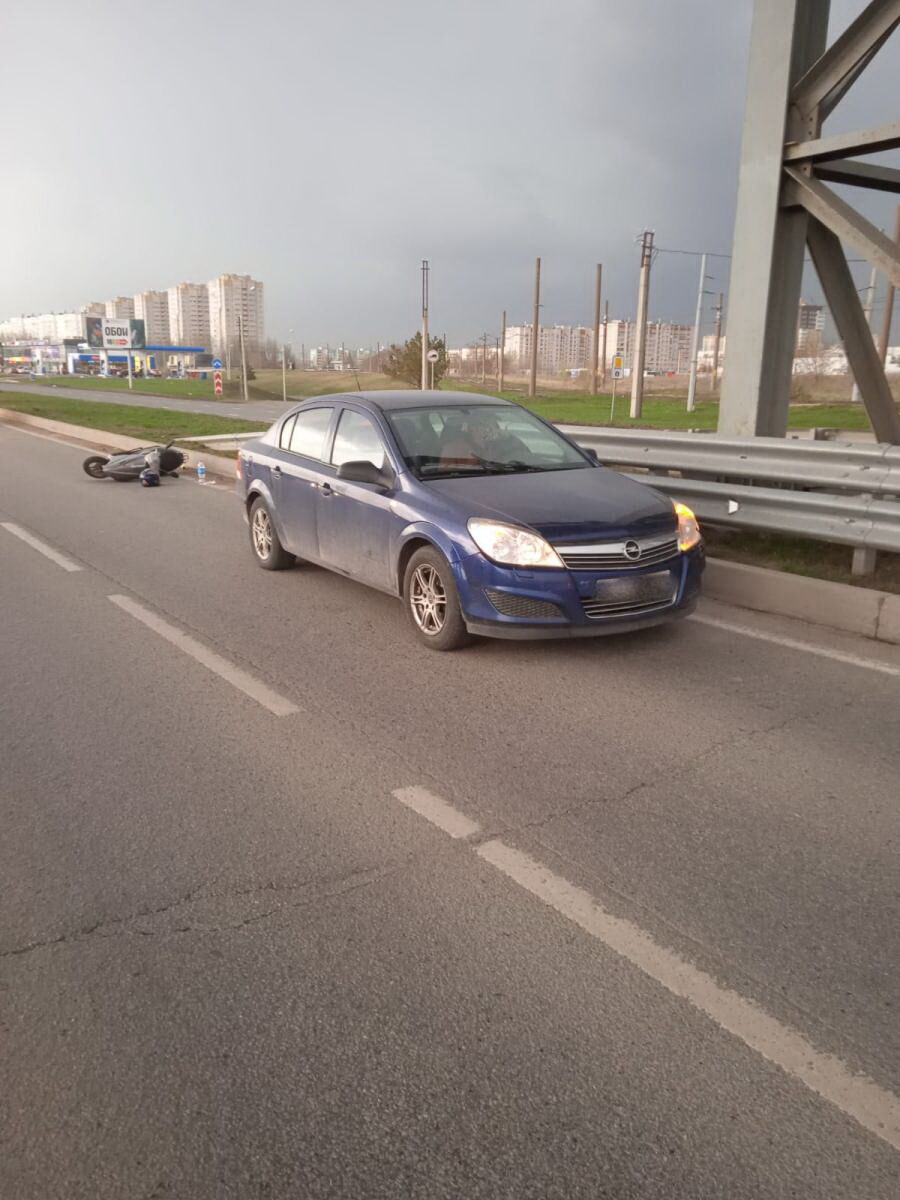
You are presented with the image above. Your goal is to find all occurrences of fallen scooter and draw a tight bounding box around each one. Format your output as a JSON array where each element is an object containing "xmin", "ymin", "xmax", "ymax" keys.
[{"xmin": 82, "ymin": 442, "xmax": 186, "ymax": 485}]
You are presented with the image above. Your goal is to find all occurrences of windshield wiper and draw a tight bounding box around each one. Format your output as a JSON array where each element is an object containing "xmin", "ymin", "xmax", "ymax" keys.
[
  {"xmin": 476, "ymin": 459, "xmax": 545, "ymax": 474},
  {"xmin": 420, "ymin": 466, "xmax": 492, "ymax": 479}
]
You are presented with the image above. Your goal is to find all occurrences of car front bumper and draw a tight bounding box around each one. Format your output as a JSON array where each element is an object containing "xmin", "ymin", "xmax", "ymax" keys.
[{"xmin": 455, "ymin": 546, "xmax": 704, "ymax": 640}]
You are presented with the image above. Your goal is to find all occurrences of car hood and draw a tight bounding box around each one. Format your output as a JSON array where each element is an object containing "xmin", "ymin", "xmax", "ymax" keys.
[{"xmin": 425, "ymin": 466, "xmax": 676, "ymax": 543}]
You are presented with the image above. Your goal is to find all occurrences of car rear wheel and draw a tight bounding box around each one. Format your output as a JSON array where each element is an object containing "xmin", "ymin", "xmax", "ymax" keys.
[
  {"xmin": 403, "ymin": 547, "xmax": 472, "ymax": 651},
  {"xmin": 249, "ymin": 497, "xmax": 294, "ymax": 570}
]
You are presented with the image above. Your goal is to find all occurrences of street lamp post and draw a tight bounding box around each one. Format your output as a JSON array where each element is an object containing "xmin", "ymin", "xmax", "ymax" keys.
[{"xmin": 239, "ymin": 314, "xmax": 248, "ymax": 403}]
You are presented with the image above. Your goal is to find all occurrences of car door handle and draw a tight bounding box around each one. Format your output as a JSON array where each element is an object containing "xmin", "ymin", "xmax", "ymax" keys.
[
  {"xmin": 272, "ymin": 465, "xmax": 282, "ymax": 477},
  {"xmin": 319, "ymin": 482, "xmax": 335, "ymax": 496}
]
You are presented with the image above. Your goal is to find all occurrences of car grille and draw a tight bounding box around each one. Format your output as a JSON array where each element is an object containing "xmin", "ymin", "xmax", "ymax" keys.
[
  {"xmin": 485, "ymin": 590, "xmax": 562, "ymax": 619},
  {"xmin": 557, "ymin": 536, "xmax": 679, "ymax": 571},
  {"xmin": 581, "ymin": 593, "xmax": 676, "ymax": 620}
]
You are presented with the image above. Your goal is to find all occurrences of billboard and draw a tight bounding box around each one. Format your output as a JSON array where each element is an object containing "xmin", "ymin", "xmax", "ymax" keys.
[{"xmin": 85, "ymin": 316, "xmax": 146, "ymax": 350}]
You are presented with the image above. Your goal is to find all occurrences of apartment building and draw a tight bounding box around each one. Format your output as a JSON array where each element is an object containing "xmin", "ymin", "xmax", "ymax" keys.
[
  {"xmin": 602, "ymin": 320, "xmax": 693, "ymax": 373},
  {"xmin": 505, "ymin": 321, "xmax": 693, "ymax": 375},
  {"xmin": 504, "ymin": 324, "xmax": 594, "ymax": 372},
  {"xmin": 105, "ymin": 296, "xmax": 136, "ymax": 320},
  {"xmin": 133, "ymin": 290, "xmax": 170, "ymax": 345},
  {"xmin": 0, "ymin": 311, "xmax": 87, "ymax": 341},
  {"xmin": 208, "ymin": 274, "xmax": 264, "ymax": 362},
  {"xmin": 797, "ymin": 299, "xmax": 825, "ymax": 354},
  {"xmin": 167, "ymin": 283, "xmax": 212, "ymax": 348}
]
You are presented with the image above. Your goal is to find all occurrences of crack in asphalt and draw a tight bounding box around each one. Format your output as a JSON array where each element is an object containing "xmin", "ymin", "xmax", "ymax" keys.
[
  {"xmin": 481, "ymin": 704, "xmax": 832, "ymax": 844},
  {"xmin": 0, "ymin": 863, "xmax": 395, "ymax": 960}
]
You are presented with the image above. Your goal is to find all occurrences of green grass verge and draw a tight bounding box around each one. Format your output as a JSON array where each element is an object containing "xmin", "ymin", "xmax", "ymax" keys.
[
  {"xmin": 0, "ymin": 392, "xmax": 262, "ymax": 440},
  {"xmin": 17, "ymin": 375, "xmax": 228, "ymax": 400},
  {"xmin": 458, "ymin": 386, "xmax": 882, "ymax": 432},
  {"xmin": 17, "ymin": 371, "xmax": 891, "ymax": 432}
]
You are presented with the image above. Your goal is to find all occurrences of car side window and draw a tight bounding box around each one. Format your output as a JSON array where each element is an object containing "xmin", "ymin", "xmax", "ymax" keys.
[
  {"xmin": 331, "ymin": 409, "xmax": 386, "ymax": 470},
  {"xmin": 287, "ymin": 408, "xmax": 333, "ymax": 460},
  {"xmin": 279, "ymin": 415, "xmax": 297, "ymax": 449}
]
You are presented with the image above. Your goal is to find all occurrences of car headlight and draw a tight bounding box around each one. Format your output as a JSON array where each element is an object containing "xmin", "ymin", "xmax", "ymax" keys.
[
  {"xmin": 468, "ymin": 518, "xmax": 563, "ymax": 568},
  {"xmin": 675, "ymin": 502, "xmax": 701, "ymax": 551}
]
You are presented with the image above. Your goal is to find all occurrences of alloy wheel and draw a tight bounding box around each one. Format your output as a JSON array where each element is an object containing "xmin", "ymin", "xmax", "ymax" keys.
[
  {"xmin": 252, "ymin": 508, "xmax": 273, "ymax": 559},
  {"xmin": 410, "ymin": 564, "xmax": 447, "ymax": 635}
]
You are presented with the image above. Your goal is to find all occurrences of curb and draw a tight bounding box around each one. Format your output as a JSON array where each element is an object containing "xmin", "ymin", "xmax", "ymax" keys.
[
  {"xmin": 4, "ymin": 407, "xmax": 898, "ymax": 647},
  {"xmin": 703, "ymin": 558, "xmax": 900, "ymax": 648},
  {"xmin": 0, "ymin": 409, "xmax": 237, "ymax": 481}
]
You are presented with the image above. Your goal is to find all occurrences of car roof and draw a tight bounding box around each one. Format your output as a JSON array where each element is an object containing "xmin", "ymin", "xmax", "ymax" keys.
[{"xmin": 293, "ymin": 390, "xmax": 516, "ymax": 413}]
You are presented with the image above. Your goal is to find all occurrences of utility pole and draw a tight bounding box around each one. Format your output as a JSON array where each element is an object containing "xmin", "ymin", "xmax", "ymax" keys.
[
  {"xmin": 851, "ymin": 262, "xmax": 879, "ymax": 405},
  {"xmin": 528, "ymin": 256, "xmax": 541, "ymax": 399},
  {"xmin": 686, "ymin": 252, "xmax": 708, "ymax": 412},
  {"xmin": 601, "ymin": 300, "xmax": 609, "ymax": 384},
  {"xmin": 630, "ymin": 231, "xmax": 653, "ymax": 418},
  {"xmin": 590, "ymin": 263, "xmax": 602, "ymax": 396},
  {"xmin": 239, "ymin": 313, "xmax": 248, "ymax": 402},
  {"xmin": 219, "ymin": 287, "xmax": 231, "ymax": 381},
  {"xmin": 499, "ymin": 310, "xmax": 506, "ymax": 392},
  {"xmin": 878, "ymin": 205, "xmax": 900, "ymax": 365},
  {"xmin": 481, "ymin": 334, "xmax": 488, "ymax": 383},
  {"xmin": 711, "ymin": 293, "xmax": 724, "ymax": 391},
  {"xmin": 421, "ymin": 259, "xmax": 430, "ymax": 390}
]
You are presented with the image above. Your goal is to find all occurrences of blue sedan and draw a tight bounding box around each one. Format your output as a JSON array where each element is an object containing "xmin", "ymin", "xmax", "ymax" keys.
[{"xmin": 237, "ymin": 391, "xmax": 704, "ymax": 650}]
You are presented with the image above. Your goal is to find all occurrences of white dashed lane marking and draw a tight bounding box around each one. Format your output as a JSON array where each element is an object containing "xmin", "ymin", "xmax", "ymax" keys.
[
  {"xmin": 391, "ymin": 786, "xmax": 482, "ymax": 839},
  {"xmin": 1, "ymin": 521, "xmax": 83, "ymax": 572},
  {"xmin": 395, "ymin": 785, "xmax": 900, "ymax": 1152},
  {"xmin": 108, "ymin": 594, "xmax": 300, "ymax": 716}
]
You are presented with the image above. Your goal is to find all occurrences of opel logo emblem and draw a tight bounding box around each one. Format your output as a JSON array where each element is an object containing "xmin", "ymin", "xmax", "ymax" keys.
[{"xmin": 624, "ymin": 540, "xmax": 642, "ymax": 561}]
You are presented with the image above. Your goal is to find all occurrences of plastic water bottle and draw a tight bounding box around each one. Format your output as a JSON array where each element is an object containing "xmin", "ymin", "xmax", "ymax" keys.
[{"xmin": 197, "ymin": 461, "xmax": 207, "ymax": 484}]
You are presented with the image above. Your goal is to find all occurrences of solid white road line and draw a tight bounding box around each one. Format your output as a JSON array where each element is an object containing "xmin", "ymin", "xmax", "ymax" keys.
[
  {"xmin": 391, "ymin": 786, "xmax": 481, "ymax": 839},
  {"xmin": 476, "ymin": 837, "xmax": 900, "ymax": 1152},
  {"xmin": 690, "ymin": 613, "xmax": 900, "ymax": 678},
  {"xmin": 108, "ymin": 594, "xmax": 299, "ymax": 716},
  {"xmin": 1, "ymin": 521, "xmax": 83, "ymax": 572}
]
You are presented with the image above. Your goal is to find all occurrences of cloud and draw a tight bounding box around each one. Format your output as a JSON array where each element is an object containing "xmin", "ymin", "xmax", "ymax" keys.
[{"xmin": 1, "ymin": 0, "xmax": 896, "ymax": 346}]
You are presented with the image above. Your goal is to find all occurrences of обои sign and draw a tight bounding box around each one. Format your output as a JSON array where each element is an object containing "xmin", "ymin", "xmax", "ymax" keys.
[{"xmin": 85, "ymin": 317, "xmax": 146, "ymax": 350}]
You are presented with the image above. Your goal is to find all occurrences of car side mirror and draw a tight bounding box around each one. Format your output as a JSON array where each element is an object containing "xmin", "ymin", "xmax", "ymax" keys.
[
  {"xmin": 585, "ymin": 448, "xmax": 600, "ymax": 464},
  {"xmin": 336, "ymin": 459, "xmax": 394, "ymax": 490}
]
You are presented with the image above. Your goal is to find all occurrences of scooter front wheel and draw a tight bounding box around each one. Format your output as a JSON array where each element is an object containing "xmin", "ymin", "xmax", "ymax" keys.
[{"xmin": 83, "ymin": 456, "xmax": 109, "ymax": 479}]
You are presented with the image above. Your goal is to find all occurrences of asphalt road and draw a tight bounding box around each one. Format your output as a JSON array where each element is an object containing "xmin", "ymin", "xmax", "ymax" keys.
[
  {"xmin": 2, "ymin": 423, "xmax": 898, "ymax": 1199},
  {"xmin": 0, "ymin": 378, "xmax": 284, "ymax": 424}
]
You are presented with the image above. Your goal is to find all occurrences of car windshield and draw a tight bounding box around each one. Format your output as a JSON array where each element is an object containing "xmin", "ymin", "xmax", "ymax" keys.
[{"xmin": 387, "ymin": 404, "xmax": 591, "ymax": 479}]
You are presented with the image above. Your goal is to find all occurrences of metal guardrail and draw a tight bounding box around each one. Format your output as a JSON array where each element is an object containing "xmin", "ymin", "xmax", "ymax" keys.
[{"xmin": 560, "ymin": 425, "xmax": 900, "ymax": 554}]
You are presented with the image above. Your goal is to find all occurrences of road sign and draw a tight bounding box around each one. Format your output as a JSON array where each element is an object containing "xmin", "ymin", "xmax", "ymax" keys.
[
  {"xmin": 612, "ymin": 367, "xmax": 624, "ymax": 380},
  {"xmin": 212, "ymin": 358, "xmax": 223, "ymax": 369},
  {"xmin": 426, "ymin": 349, "xmax": 439, "ymax": 363},
  {"xmin": 213, "ymin": 369, "xmax": 223, "ymax": 396},
  {"xmin": 612, "ymin": 354, "xmax": 624, "ymax": 380}
]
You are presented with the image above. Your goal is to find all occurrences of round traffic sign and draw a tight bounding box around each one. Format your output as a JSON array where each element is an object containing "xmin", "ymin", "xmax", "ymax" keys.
[{"xmin": 426, "ymin": 349, "xmax": 439, "ymax": 363}]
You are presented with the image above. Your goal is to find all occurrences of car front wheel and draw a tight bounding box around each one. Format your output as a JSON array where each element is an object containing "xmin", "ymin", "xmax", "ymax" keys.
[
  {"xmin": 249, "ymin": 497, "xmax": 294, "ymax": 570},
  {"xmin": 403, "ymin": 546, "xmax": 472, "ymax": 651}
]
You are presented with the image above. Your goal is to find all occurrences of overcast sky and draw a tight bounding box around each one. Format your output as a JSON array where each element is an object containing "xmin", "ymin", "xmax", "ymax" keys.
[{"xmin": 2, "ymin": 0, "xmax": 897, "ymax": 348}]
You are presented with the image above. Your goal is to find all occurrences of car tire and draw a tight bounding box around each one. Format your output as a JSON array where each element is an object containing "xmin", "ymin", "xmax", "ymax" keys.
[
  {"xmin": 403, "ymin": 546, "xmax": 473, "ymax": 651},
  {"xmin": 249, "ymin": 496, "xmax": 294, "ymax": 570}
]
